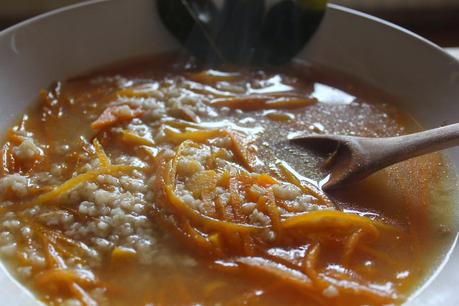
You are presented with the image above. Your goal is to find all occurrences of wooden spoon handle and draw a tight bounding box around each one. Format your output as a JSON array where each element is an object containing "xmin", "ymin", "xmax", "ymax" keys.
[{"xmin": 362, "ymin": 123, "xmax": 459, "ymax": 170}]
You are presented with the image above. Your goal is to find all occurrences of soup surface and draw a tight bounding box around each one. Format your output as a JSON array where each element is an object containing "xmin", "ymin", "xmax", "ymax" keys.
[{"xmin": 0, "ymin": 54, "xmax": 456, "ymax": 306}]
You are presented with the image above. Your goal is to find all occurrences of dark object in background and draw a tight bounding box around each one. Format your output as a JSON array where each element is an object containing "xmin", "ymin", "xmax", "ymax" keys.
[
  {"xmin": 1, "ymin": 0, "xmax": 458, "ymax": 47},
  {"xmin": 215, "ymin": 0, "xmax": 265, "ymax": 64},
  {"xmin": 157, "ymin": 0, "xmax": 223, "ymax": 62},
  {"xmin": 157, "ymin": 0, "xmax": 326, "ymax": 66},
  {"xmin": 255, "ymin": 1, "xmax": 325, "ymax": 65}
]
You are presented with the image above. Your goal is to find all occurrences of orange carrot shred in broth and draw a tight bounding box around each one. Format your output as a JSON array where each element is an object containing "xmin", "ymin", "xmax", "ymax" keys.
[
  {"xmin": 91, "ymin": 105, "xmax": 143, "ymax": 130},
  {"xmin": 30, "ymin": 164, "xmax": 134, "ymax": 207},
  {"xmin": 120, "ymin": 130, "xmax": 155, "ymax": 147},
  {"xmin": 92, "ymin": 138, "xmax": 111, "ymax": 168}
]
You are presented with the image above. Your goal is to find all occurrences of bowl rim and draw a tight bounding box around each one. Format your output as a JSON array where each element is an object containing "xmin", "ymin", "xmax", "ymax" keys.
[
  {"xmin": 0, "ymin": 0, "xmax": 109, "ymax": 36},
  {"xmin": 0, "ymin": 1, "xmax": 458, "ymax": 305},
  {"xmin": 326, "ymin": 4, "xmax": 459, "ymax": 64}
]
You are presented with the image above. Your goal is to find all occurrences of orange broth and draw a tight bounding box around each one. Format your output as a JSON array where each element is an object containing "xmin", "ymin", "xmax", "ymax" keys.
[{"xmin": 0, "ymin": 54, "xmax": 456, "ymax": 306}]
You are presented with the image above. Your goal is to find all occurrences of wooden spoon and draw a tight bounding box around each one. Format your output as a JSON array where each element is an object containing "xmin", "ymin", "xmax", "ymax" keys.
[{"xmin": 290, "ymin": 123, "xmax": 459, "ymax": 191}]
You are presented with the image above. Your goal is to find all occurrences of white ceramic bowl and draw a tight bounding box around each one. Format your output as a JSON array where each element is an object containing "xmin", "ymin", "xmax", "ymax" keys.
[{"xmin": 0, "ymin": 0, "xmax": 458, "ymax": 305}]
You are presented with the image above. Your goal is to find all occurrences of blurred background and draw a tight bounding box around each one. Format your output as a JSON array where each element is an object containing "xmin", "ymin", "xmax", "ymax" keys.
[{"xmin": 0, "ymin": 0, "xmax": 458, "ymax": 47}]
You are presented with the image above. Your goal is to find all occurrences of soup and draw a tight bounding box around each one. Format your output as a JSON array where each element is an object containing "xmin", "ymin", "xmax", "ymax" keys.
[{"xmin": 0, "ymin": 54, "xmax": 456, "ymax": 306}]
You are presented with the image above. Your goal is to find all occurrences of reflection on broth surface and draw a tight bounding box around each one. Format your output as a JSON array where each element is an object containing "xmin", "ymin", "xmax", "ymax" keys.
[{"xmin": 0, "ymin": 54, "xmax": 456, "ymax": 306}]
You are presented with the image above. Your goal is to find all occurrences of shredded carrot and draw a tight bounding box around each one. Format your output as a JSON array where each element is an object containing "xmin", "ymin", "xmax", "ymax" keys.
[
  {"xmin": 343, "ymin": 229, "xmax": 365, "ymax": 265},
  {"xmin": 42, "ymin": 236, "xmax": 67, "ymax": 269},
  {"xmin": 228, "ymin": 132, "xmax": 253, "ymax": 171},
  {"xmin": 303, "ymin": 243, "xmax": 323, "ymax": 287},
  {"xmin": 92, "ymin": 138, "xmax": 111, "ymax": 168},
  {"xmin": 320, "ymin": 273, "xmax": 399, "ymax": 304},
  {"xmin": 264, "ymin": 190, "xmax": 282, "ymax": 237},
  {"xmin": 30, "ymin": 164, "xmax": 134, "ymax": 206},
  {"xmin": 170, "ymin": 106, "xmax": 199, "ymax": 122},
  {"xmin": 121, "ymin": 130, "xmax": 155, "ymax": 147},
  {"xmin": 111, "ymin": 246, "xmax": 137, "ymax": 265},
  {"xmin": 91, "ymin": 105, "xmax": 143, "ymax": 130},
  {"xmin": 117, "ymin": 88, "xmax": 156, "ymax": 99},
  {"xmin": 276, "ymin": 161, "xmax": 334, "ymax": 207},
  {"xmin": 281, "ymin": 210, "xmax": 381, "ymax": 238},
  {"xmin": 164, "ymin": 127, "xmax": 227, "ymax": 144},
  {"xmin": 35, "ymin": 268, "xmax": 97, "ymax": 288},
  {"xmin": 182, "ymin": 220, "xmax": 223, "ymax": 256},
  {"xmin": 255, "ymin": 174, "xmax": 278, "ymax": 187},
  {"xmin": 235, "ymin": 257, "xmax": 313, "ymax": 290},
  {"xmin": 70, "ymin": 282, "xmax": 98, "ymax": 306}
]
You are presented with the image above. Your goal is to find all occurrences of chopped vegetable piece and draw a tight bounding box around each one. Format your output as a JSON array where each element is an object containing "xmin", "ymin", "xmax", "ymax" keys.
[
  {"xmin": 91, "ymin": 105, "xmax": 143, "ymax": 130},
  {"xmin": 121, "ymin": 130, "xmax": 155, "ymax": 147}
]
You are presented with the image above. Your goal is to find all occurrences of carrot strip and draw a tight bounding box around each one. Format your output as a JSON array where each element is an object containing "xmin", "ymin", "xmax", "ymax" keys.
[
  {"xmin": 92, "ymin": 138, "xmax": 110, "ymax": 168},
  {"xmin": 228, "ymin": 174, "xmax": 242, "ymax": 221},
  {"xmin": 281, "ymin": 210, "xmax": 381, "ymax": 238},
  {"xmin": 121, "ymin": 130, "xmax": 155, "ymax": 147},
  {"xmin": 35, "ymin": 268, "xmax": 97, "ymax": 288},
  {"xmin": 303, "ymin": 243, "xmax": 326, "ymax": 288},
  {"xmin": 343, "ymin": 229, "xmax": 365, "ymax": 265},
  {"xmin": 117, "ymin": 88, "xmax": 156, "ymax": 99},
  {"xmin": 265, "ymin": 190, "xmax": 282, "ymax": 237},
  {"xmin": 164, "ymin": 127, "xmax": 227, "ymax": 144},
  {"xmin": 182, "ymin": 220, "xmax": 223, "ymax": 256},
  {"xmin": 320, "ymin": 273, "xmax": 399, "ymax": 304},
  {"xmin": 276, "ymin": 161, "xmax": 333, "ymax": 207},
  {"xmin": 35, "ymin": 228, "xmax": 67, "ymax": 269},
  {"xmin": 91, "ymin": 105, "xmax": 143, "ymax": 130},
  {"xmin": 30, "ymin": 164, "xmax": 134, "ymax": 206},
  {"xmin": 256, "ymin": 173, "xmax": 278, "ymax": 186},
  {"xmin": 228, "ymin": 132, "xmax": 253, "ymax": 171},
  {"xmin": 235, "ymin": 257, "xmax": 313, "ymax": 290},
  {"xmin": 70, "ymin": 283, "xmax": 98, "ymax": 306}
]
